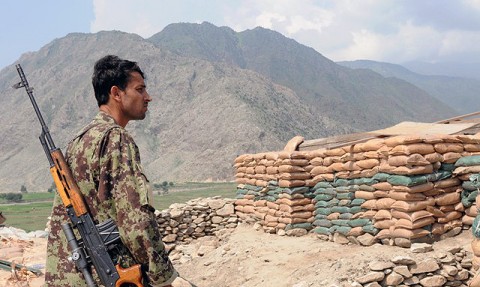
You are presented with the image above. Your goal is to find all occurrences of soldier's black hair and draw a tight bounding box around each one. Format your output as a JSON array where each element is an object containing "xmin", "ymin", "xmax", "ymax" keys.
[{"xmin": 92, "ymin": 55, "xmax": 145, "ymax": 106}]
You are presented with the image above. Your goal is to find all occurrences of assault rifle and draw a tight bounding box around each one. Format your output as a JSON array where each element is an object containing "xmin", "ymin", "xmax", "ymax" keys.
[{"xmin": 14, "ymin": 64, "xmax": 144, "ymax": 287}]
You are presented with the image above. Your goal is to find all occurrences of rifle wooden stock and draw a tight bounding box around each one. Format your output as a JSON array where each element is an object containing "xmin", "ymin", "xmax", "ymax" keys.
[
  {"xmin": 50, "ymin": 149, "xmax": 88, "ymax": 216},
  {"xmin": 116, "ymin": 264, "xmax": 144, "ymax": 287}
]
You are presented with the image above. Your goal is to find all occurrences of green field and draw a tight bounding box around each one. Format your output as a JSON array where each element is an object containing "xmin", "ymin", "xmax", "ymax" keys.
[{"xmin": 0, "ymin": 182, "xmax": 237, "ymax": 231}]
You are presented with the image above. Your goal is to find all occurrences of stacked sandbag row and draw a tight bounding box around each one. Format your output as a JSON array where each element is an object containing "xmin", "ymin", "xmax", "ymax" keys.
[
  {"xmin": 312, "ymin": 179, "xmax": 375, "ymax": 238},
  {"xmin": 234, "ymin": 181, "xmax": 315, "ymax": 233}
]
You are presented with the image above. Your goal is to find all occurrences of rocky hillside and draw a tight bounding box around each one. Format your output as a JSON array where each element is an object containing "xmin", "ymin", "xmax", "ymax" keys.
[{"xmin": 0, "ymin": 24, "xmax": 457, "ymax": 191}]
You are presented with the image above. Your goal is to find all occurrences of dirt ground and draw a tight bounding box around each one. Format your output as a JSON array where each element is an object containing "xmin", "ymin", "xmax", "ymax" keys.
[{"xmin": 0, "ymin": 224, "xmax": 475, "ymax": 287}]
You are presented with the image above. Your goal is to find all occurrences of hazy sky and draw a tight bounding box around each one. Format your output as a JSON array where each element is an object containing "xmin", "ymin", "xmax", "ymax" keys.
[{"xmin": 2, "ymin": 0, "xmax": 480, "ymax": 69}]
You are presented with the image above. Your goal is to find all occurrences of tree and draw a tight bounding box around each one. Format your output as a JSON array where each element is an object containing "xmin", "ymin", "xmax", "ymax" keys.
[
  {"xmin": 47, "ymin": 182, "xmax": 56, "ymax": 193},
  {"xmin": 20, "ymin": 184, "xmax": 27, "ymax": 193}
]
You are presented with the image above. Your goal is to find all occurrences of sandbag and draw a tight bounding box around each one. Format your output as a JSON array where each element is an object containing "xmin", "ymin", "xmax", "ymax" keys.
[
  {"xmin": 435, "ymin": 191, "xmax": 461, "ymax": 206},
  {"xmin": 456, "ymin": 155, "xmax": 480, "ymax": 167},
  {"xmin": 391, "ymin": 210, "xmax": 433, "ymax": 222},
  {"xmin": 391, "ymin": 227, "xmax": 430, "ymax": 239},
  {"xmin": 395, "ymin": 217, "xmax": 435, "ymax": 229},
  {"xmin": 391, "ymin": 198, "xmax": 434, "ymax": 212}
]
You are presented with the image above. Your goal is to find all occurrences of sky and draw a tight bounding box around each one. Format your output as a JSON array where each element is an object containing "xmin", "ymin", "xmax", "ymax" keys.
[{"xmin": 2, "ymin": 0, "xmax": 480, "ymax": 69}]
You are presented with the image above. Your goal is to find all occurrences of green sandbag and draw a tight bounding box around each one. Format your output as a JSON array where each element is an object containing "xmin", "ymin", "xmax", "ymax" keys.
[
  {"xmin": 350, "ymin": 206, "xmax": 363, "ymax": 214},
  {"xmin": 339, "ymin": 213, "xmax": 353, "ymax": 220},
  {"xmin": 313, "ymin": 182, "xmax": 334, "ymax": 190},
  {"xmin": 313, "ymin": 219, "xmax": 332, "ymax": 227},
  {"xmin": 461, "ymin": 189, "xmax": 478, "ymax": 208},
  {"xmin": 373, "ymin": 173, "xmax": 390, "ymax": 182},
  {"xmin": 331, "ymin": 219, "xmax": 350, "ymax": 226},
  {"xmin": 336, "ymin": 185, "xmax": 359, "ymax": 193},
  {"xmin": 336, "ymin": 226, "xmax": 352, "ymax": 235},
  {"xmin": 313, "ymin": 187, "xmax": 336, "ymax": 195},
  {"xmin": 315, "ymin": 207, "xmax": 332, "ymax": 215},
  {"xmin": 334, "ymin": 178, "xmax": 351, "ymax": 187},
  {"xmin": 314, "ymin": 200, "xmax": 330, "ymax": 208},
  {"xmin": 349, "ymin": 218, "xmax": 371, "ymax": 227},
  {"xmin": 352, "ymin": 177, "xmax": 378, "ymax": 186},
  {"xmin": 463, "ymin": 181, "xmax": 480, "ymax": 191},
  {"xmin": 455, "ymin": 155, "xmax": 480, "ymax": 167},
  {"xmin": 362, "ymin": 224, "xmax": 379, "ymax": 235},
  {"xmin": 387, "ymin": 175, "xmax": 427, "ymax": 186},
  {"xmin": 359, "ymin": 184, "xmax": 376, "ymax": 192},
  {"xmin": 351, "ymin": 198, "xmax": 366, "ymax": 206},
  {"xmin": 286, "ymin": 223, "xmax": 312, "ymax": 231},
  {"xmin": 472, "ymin": 215, "xmax": 480, "ymax": 238},
  {"xmin": 425, "ymin": 171, "xmax": 451, "ymax": 182},
  {"xmin": 314, "ymin": 193, "xmax": 335, "ymax": 202},
  {"xmin": 440, "ymin": 163, "xmax": 456, "ymax": 171},
  {"xmin": 336, "ymin": 192, "xmax": 355, "ymax": 200},
  {"xmin": 331, "ymin": 206, "xmax": 351, "ymax": 214},
  {"xmin": 313, "ymin": 227, "xmax": 331, "ymax": 235}
]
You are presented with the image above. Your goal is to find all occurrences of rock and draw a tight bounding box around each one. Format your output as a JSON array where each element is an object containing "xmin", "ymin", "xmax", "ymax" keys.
[
  {"xmin": 162, "ymin": 234, "xmax": 178, "ymax": 243},
  {"xmin": 403, "ymin": 276, "xmax": 419, "ymax": 285},
  {"xmin": 394, "ymin": 237, "xmax": 411, "ymax": 248},
  {"xmin": 393, "ymin": 265, "xmax": 412, "ymax": 278},
  {"xmin": 369, "ymin": 260, "xmax": 395, "ymax": 271},
  {"xmin": 418, "ymin": 275, "xmax": 447, "ymax": 287},
  {"xmin": 333, "ymin": 233, "xmax": 350, "ymax": 244},
  {"xmin": 409, "ymin": 258, "xmax": 440, "ymax": 274},
  {"xmin": 216, "ymin": 204, "xmax": 235, "ymax": 216},
  {"xmin": 383, "ymin": 271, "xmax": 404, "ymax": 285},
  {"xmin": 170, "ymin": 208, "xmax": 185, "ymax": 219},
  {"xmin": 286, "ymin": 228, "xmax": 308, "ymax": 237},
  {"xmin": 392, "ymin": 255, "xmax": 416, "ymax": 265},
  {"xmin": 356, "ymin": 272, "xmax": 385, "ymax": 284},
  {"xmin": 208, "ymin": 199, "xmax": 225, "ymax": 210},
  {"xmin": 357, "ymin": 233, "xmax": 376, "ymax": 246},
  {"xmin": 441, "ymin": 264, "xmax": 458, "ymax": 276},
  {"xmin": 454, "ymin": 269, "xmax": 469, "ymax": 281},
  {"xmin": 410, "ymin": 243, "xmax": 433, "ymax": 253}
]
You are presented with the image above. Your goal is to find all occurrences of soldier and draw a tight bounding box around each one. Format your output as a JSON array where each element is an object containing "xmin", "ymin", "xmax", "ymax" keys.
[{"xmin": 45, "ymin": 55, "xmax": 179, "ymax": 286}]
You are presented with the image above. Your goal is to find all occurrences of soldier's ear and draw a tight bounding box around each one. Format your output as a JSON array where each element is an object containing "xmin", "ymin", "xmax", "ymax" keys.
[{"xmin": 110, "ymin": 86, "xmax": 122, "ymax": 103}]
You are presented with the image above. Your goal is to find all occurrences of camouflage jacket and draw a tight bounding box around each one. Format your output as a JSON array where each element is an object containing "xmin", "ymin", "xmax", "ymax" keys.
[{"xmin": 45, "ymin": 111, "xmax": 177, "ymax": 286}]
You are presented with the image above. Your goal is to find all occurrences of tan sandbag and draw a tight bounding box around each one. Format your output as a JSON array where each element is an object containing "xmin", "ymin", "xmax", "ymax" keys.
[
  {"xmin": 355, "ymin": 158, "xmax": 379, "ymax": 169},
  {"xmin": 406, "ymin": 154, "xmax": 431, "ymax": 166},
  {"xmin": 466, "ymin": 205, "xmax": 479, "ymax": 217},
  {"xmin": 376, "ymin": 198, "xmax": 396, "ymax": 209},
  {"xmin": 277, "ymin": 197, "xmax": 312, "ymax": 207},
  {"xmin": 454, "ymin": 166, "xmax": 480, "ymax": 175},
  {"xmin": 279, "ymin": 172, "xmax": 311, "ymax": 180},
  {"xmin": 355, "ymin": 190, "xmax": 376, "ymax": 200},
  {"xmin": 391, "ymin": 198, "xmax": 434, "ymax": 212},
  {"xmin": 473, "ymin": 238, "xmax": 480, "ymax": 257},
  {"xmin": 434, "ymin": 143, "xmax": 464, "ymax": 154},
  {"xmin": 359, "ymin": 168, "xmax": 379, "ymax": 178},
  {"xmin": 308, "ymin": 149, "xmax": 327, "ymax": 158},
  {"xmin": 395, "ymin": 217, "xmax": 435, "ymax": 229},
  {"xmin": 255, "ymin": 180, "xmax": 268, "ymax": 187},
  {"xmin": 329, "ymin": 162, "xmax": 345, "ymax": 172},
  {"xmin": 388, "ymin": 191, "xmax": 426, "ymax": 201},
  {"xmin": 392, "ymin": 227, "xmax": 430, "ymax": 239},
  {"xmin": 363, "ymin": 151, "xmax": 382, "ymax": 159},
  {"xmin": 435, "ymin": 190, "xmax": 461, "ymax": 206},
  {"xmin": 375, "ymin": 229, "xmax": 392, "ymax": 239},
  {"xmin": 388, "ymin": 155, "xmax": 409, "ymax": 166},
  {"xmin": 310, "ymin": 157, "xmax": 324, "ymax": 166},
  {"xmin": 391, "ymin": 209, "xmax": 432, "ymax": 221},
  {"xmin": 266, "ymin": 166, "xmax": 279, "ymax": 175},
  {"xmin": 342, "ymin": 161, "xmax": 361, "ymax": 171},
  {"xmin": 372, "ymin": 181, "xmax": 393, "ymax": 191},
  {"xmin": 324, "ymin": 148, "xmax": 346, "ymax": 157},
  {"xmin": 390, "ymin": 143, "xmax": 435, "ymax": 156},
  {"xmin": 444, "ymin": 219, "xmax": 462, "ymax": 230},
  {"xmin": 392, "ymin": 182, "xmax": 434, "ymax": 194},
  {"xmin": 374, "ymin": 209, "xmax": 392, "ymax": 220},
  {"xmin": 422, "ymin": 134, "xmax": 445, "ymax": 144},
  {"xmin": 291, "ymin": 211, "xmax": 313, "ymax": 219},
  {"xmin": 348, "ymin": 227, "xmax": 365, "ymax": 237},
  {"xmin": 278, "ymin": 165, "xmax": 305, "ymax": 173},
  {"xmin": 431, "ymin": 223, "xmax": 445, "ymax": 235},
  {"xmin": 374, "ymin": 219, "xmax": 396, "ymax": 229},
  {"xmin": 437, "ymin": 211, "xmax": 463, "ymax": 223},
  {"xmin": 360, "ymin": 210, "xmax": 377, "ymax": 219},
  {"xmin": 278, "ymin": 179, "xmax": 306, "ymax": 188},
  {"xmin": 443, "ymin": 152, "xmax": 463, "ymax": 163},
  {"xmin": 361, "ymin": 139, "xmax": 386, "ymax": 151},
  {"xmin": 455, "ymin": 201, "xmax": 466, "ymax": 212},
  {"xmin": 361, "ymin": 199, "xmax": 378, "ymax": 210},
  {"xmin": 373, "ymin": 190, "xmax": 389, "ymax": 198},
  {"xmin": 465, "ymin": 144, "xmax": 480, "ymax": 152},
  {"xmin": 391, "ymin": 164, "xmax": 434, "ymax": 175},
  {"xmin": 254, "ymin": 165, "xmax": 267, "ymax": 174},
  {"xmin": 458, "ymin": 134, "xmax": 480, "ymax": 144},
  {"xmin": 245, "ymin": 167, "xmax": 255, "ymax": 174},
  {"xmin": 424, "ymin": 152, "xmax": 444, "ymax": 163},
  {"xmin": 379, "ymin": 161, "xmax": 396, "ymax": 173},
  {"xmin": 439, "ymin": 205, "xmax": 456, "ymax": 212},
  {"xmin": 284, "ymin": 136, "xmax": 304, "ymax": 152},
  {"xmin": 243, "ymin": 205, "xmax": 255, "ymax": 213},
  {"xmin": 312, "ymin": 173, "xmax": 334, "ymax": 182},
  {"xmin": 310, "ymin": 165, "xmax": 331, "ymax": 175},
  {"xmin": 434, "ymin": 178, "xmax": 461, "ymax": 188},
  {"xmin": 463, "ymin": 215, "xmax": 475, "ymax": 226},
  {"xmin": 384, "ymin": 135, "xmax": 423, "ymax": 147},
  {"xmin": 322, "ymin": 156, "xmax": 341, "ymax": 166},
  {"xmin": 280, "ymin": 158, "xmax": 310, "ymax": 166},
  {"xmin": 327, "ymin": 212, "xmax": 340, "ymax": 220}
]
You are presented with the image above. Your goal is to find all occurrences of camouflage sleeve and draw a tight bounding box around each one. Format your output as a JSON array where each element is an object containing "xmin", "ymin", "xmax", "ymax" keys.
[{"xmin": 99, "ymin": 128, "xmax": 177, "ymax": 286}]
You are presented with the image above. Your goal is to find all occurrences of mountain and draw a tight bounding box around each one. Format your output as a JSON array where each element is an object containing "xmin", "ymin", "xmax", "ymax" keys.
[
  {"xmin": 403, "ymin": 61, "xmax": 480, "ymax": 80},
  {"xmin": 149, "ymin": 22, "xmax": 455, "ymax": 131},
  {"xmin": 0, "ymin": 23, "xmax": 457, "ymax": 192},
  {"xmin": 338, "ymin": 60, "xmax": 480, "ymax": 114}
]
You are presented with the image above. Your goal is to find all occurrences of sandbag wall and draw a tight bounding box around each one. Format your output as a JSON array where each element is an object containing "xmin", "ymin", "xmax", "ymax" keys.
[{"xmin": 234, "ymin": 134, "xmax": 480, "ymax": 243}]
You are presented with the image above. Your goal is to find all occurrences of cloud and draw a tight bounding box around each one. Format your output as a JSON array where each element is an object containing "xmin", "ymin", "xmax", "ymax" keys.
[{"xmin": 90, "ymin": 0, "xmax": 480, "ymax": 63}]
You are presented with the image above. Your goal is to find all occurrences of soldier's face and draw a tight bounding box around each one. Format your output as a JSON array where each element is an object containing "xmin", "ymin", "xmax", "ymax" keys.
[{"xmin": 119, "ymin": 72, "xmax": 152, "ymax": 122}]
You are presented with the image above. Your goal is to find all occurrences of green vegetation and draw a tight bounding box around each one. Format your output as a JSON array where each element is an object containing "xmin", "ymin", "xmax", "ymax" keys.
[{"xmin": 0, "ymin": 182, "xmax": 236, "ymax": 231}]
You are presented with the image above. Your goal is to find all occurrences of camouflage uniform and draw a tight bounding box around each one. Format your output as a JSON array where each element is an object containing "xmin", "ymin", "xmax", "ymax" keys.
[{"xmin": 45, "ymin": 111, "xmax": 177, "ymax": 286}]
